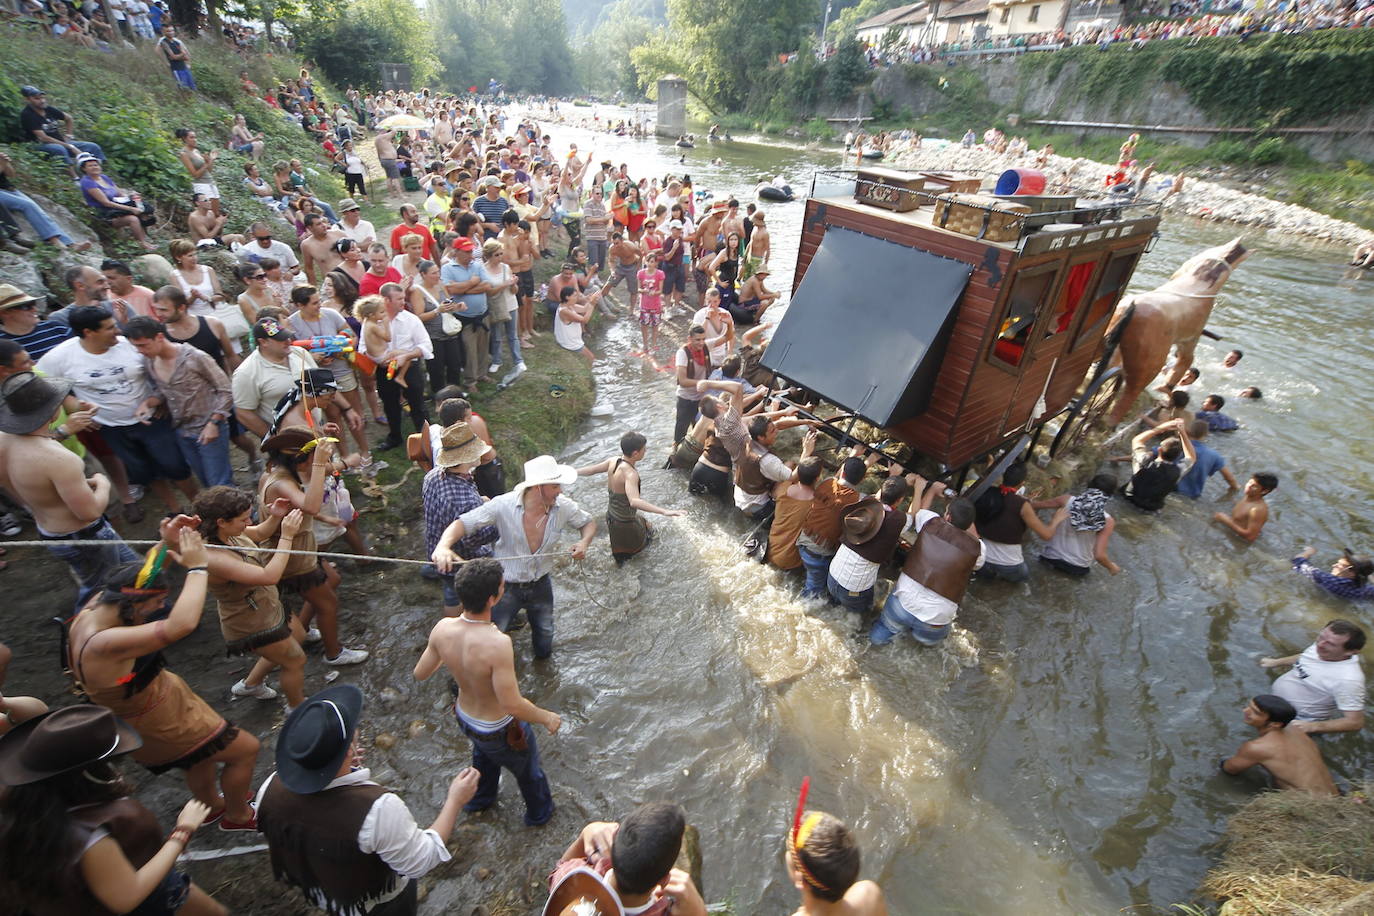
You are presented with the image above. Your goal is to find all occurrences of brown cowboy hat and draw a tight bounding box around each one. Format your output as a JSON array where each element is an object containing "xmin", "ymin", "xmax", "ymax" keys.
[
  {"xmin": 0, "ymin": 284, "xmax": 40, "ymax": 311},
  {"xmin": 0, "ymin": 371, "xmax": 73, "ymax": 435},
  {"xmin": 542, "ymin": 866, "xmax": 621, "ymax": 916},
  {"xmin": 841, "ymin": 498, "xmax": 886, "ymax": 547},
  {"xmin": 260, "ymin": 424, "xmax": 317, "ymax": 455},
  {"xmin": 436, "ymin": 421, "xmax": 490, "ymax": 470},
  {"xmin": 0, "ymin": 705, "xmax": 142, "ymax": 786}
]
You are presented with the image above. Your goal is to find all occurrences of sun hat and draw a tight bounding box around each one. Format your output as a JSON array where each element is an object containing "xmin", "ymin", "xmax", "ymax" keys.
[
  {"xmin": 0, "ymin": 705, "xmax": 142, "ymax": 786},
  {"xmin": 275, "ymin": 684, "xmax": 363, "ymax": 794},
  {"xmin": 542, "ymin": 866, "xmax": 620, "ymax": 916},
  {"xmin": 337, "ymin": 197, "xmax": 361, "ymax": 213},
  {"xmin": 260, "ymin": 424, "xmax": 318, "ymax": 455},
  {"xmin": 0, "ymin": 284, "xmax": 40, "ymax": 311},
  {"xmin": 514, "ymin": 455, "xmax": 577, "ymax": 494},
  {"xmin": 0, "ymin": 371, "xmax": 73, "ymax": 435},
  {"xmin": 840, "ymin": 498, "xmax": 886, "ymax": 547},
  {"xmin": 667, "ymin": 220, "xmax": 683, "ymax": 230},
  {"xmin": 436, "ymin": 421, "xmax": 491, "ymax": 470}
]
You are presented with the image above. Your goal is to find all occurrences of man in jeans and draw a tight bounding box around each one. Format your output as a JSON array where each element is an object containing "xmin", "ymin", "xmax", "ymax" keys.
[
  {"xmin": 422, "ymin": 422, "xmax": 498, "ymax": 617},
  {"xmin": 826, "ymin": 474, "xmax": 912, "ymax": 613},
  {"xmin": 796, "ymin": 452, "xmax": 868, "ymax": 600},
  {"xmin": 36, "ymin": 306, "xmax": 198, "ymax": 513},
  {"xmin": 439, "ymin": 238, "xmax": 491, "ymax": 387},
  {"xmin": 414, "ymin": 557, "xmax": 562, "ymax": 826},
  {"xmin": 124, "ymin": 316, "xmax": 234, "ymax": 487},
  {"xmin": 0, "ymin": 371, "xmax": 136, "ymax": 605},
  {"xmin": 431, "ymin": 455, "xmax": 596, "ymax": 659},
  {"xmin": 581, "ymin": 184, "xmax": 610, "ymax": 274},
  {"xmin": 18, "ymin": 86, "xmax": 105, "ymax": 170}
]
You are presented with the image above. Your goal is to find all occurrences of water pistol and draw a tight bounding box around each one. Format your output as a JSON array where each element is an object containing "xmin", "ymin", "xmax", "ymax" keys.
[{"xmin": 292, "ymin": 336, "xmax": 354, "ymax": 358}]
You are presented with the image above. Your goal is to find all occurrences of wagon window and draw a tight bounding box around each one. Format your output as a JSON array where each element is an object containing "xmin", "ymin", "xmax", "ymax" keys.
[
  {"xmin": 1045, "ymin": 261, "xmax": 1096, "ymax": 339},
  {"xmin": 990, "ymin": 268, "xmax": 1055, "ymax": 369},
  {"xmin": 1075, "ymin": 251, "xmax": 1139, "ymax": 346}
]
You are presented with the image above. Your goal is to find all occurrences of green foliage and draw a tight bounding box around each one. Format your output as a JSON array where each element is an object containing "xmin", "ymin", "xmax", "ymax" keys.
[
  {"xmin": 295, "ymin": 0, "xmax": 439, "ymax": 91},
  {"xmin": 825, "ymin": 36, "xmax": 869, "ymax": 100},
  {"xmin": 89, "ymin": 108, "xmax": 188, "ymax": 199},
  {"xmin": 572, "ymin": 0, "xmax": 657, "ymax": 98}
]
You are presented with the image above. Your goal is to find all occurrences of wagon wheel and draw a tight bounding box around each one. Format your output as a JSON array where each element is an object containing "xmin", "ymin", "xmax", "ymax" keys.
[{"xmin": 1050, "ymin": 367, "xmax": 1124, "ymax": 459}]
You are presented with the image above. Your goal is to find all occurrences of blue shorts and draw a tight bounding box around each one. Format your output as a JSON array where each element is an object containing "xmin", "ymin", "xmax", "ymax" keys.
[
  {"xmin": 661, "ymin": 262, "xmax": 685, "ymax": 294},
  {"xmin": 171, "ymin": 68, "xmax": 197, "ymax": 90}
]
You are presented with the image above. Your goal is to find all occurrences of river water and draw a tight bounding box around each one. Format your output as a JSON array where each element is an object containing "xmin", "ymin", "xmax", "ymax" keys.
[{"xmin": 503, "ymin": 117, "xmax": 1374, "ymax": 913}]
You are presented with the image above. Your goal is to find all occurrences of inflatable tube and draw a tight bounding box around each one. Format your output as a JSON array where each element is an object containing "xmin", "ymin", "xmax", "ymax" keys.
[
  {"xmin": 861, "ymin": 150, "xmax": 885, "ymax": 160},
  {"xmin": 676, "ymin": 140, "xmax": 694, "ymax": 148},
  {"xmin": 757, "ymin": 185, "xmax": 793, "ymax": 202}
]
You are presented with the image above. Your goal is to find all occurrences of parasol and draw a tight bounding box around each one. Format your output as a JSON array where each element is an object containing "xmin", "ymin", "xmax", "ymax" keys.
[{"xmin": 376, "ymin": 113, "xmax": 431, "ymax": 130}]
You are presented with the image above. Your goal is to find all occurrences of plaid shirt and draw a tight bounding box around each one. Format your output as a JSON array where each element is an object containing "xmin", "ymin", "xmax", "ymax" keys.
[
  {"xmin": 1293, "ymin": 557, "xmax": 1374, "ymax": 601},
  {"xmin": 423, "ymin": 467, "xmax": 497, "ymax": 560}
]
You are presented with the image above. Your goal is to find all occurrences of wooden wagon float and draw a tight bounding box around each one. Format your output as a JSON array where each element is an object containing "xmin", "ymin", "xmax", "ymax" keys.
[{"xmin": 760, "ymin": 166, "xmax": 1164, "ymax": 496}]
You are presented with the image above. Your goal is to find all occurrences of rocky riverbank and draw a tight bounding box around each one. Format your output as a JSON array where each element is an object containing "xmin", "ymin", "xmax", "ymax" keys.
[{"xmin": 886, "ymin": 143, "xmax": 1374, "ymax": 247}]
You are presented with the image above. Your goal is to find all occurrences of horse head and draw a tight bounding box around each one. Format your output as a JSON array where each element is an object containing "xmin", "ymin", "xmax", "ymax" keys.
[{"xmin": 1163, "ymin": 237, "xmax": 1248, "ymax": 297}]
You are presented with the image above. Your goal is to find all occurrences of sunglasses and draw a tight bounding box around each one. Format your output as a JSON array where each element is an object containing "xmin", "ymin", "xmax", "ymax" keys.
[
  {"xmin": 250, "ymin": 274, "xmax": 266, "ymax": 280},
  {"xmin": 9, "ymin": 302, "xmax": 38, "ymax": 311}
]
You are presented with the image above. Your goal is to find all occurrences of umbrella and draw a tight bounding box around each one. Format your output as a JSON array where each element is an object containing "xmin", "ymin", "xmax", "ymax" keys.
[{"xmin": 376, "ymin": 114, "xmax": 430, "ymax": 130}]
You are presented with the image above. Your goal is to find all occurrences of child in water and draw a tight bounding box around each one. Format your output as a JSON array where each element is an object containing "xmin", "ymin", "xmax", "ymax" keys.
[{"xmin": 356, "ymin": 295, "xmax": 411, "ymax": 388}]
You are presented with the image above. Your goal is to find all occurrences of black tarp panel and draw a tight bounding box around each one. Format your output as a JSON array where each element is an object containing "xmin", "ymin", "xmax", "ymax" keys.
[{"xmin": 761, "ymin": 225, "xmax": 973, "ymax": 426}]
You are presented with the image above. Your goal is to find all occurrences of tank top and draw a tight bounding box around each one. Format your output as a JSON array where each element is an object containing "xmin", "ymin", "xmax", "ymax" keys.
[
  {"xmin": 175, "ymin": 265, "xmax": 217, "ymax": 316},
  {"xmin": 167, "ymin": 315, "xmax": 224, "ymax": 369}
]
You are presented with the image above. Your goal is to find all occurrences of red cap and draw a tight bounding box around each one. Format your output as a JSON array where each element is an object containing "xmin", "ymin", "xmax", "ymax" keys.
[{"xmin": 451, "ymin": 237, "xmax": 475, "ymax": 251}]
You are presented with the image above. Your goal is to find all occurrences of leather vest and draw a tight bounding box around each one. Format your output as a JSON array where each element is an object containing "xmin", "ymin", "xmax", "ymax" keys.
[
  {"xmin": 29, "ymin": 798, "xmax": 163, "ymax": 916},
  {"xmin": 735, "ymin": 441, "xmax": 773, "ymax": 495},
  {"xmin": 901, "ymin": 516, "xmax": 981, "ymax": 604},
  {"xmin": 258, "ymin": 777, "xmax": 397, "ymax": 914},
  {"xmin": 801, "ymin": 479, "xmax": 861, "ymax": 552},
  {"xmin": 978, "ymin": 491, "xmax": 1028, "ymax": 545},
  {"xmin": 848, "ymin": 508, "xmax": 908, "ymax": 565}
]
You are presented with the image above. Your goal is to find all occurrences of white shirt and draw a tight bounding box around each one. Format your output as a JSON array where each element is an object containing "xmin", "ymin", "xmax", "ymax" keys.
[
  {"xmin": 692, "ymin": 308, "xmax": 733, "ymax": 366},
  {"xmin": 238, "ymin": 238, "xmax": 300, "ymax": 272},
  {"xmin": 828, "ymin": 507, "xmax": 914, "ymax": 592},
  {"xmin": 732, "ymin": 448, "xmax": 791, "ymax": 512},
  {"xmin": 36, "ymin": 338, "xmax": 150, "ymax": 427},
  {"xmin": 1040, "ymin": 515, "xmax": 1110, "ymax": 570},
  {"xmin": 458, "ymin": 489, "xmax": 592, "ymax": 583},
  {"xmin": 555, "ymin": 305, "xmax": 584, "ymax": 351},
  {"xmin": 338, "ymin": 218, "xmax": 377, "ymax": 246},
  {"xmin": 892, "ymin": 509, "xmax": 985, "ymax": 625},
  {"xmin": 1273, "ymin": 643, "xmax": 1367, "ymax": 721},
  {"xmin": 255, "ymin": 769, "xmax": 450, "ymax": 916},
  {"xmin": 230, "ymin": 346, "xmax": 318, "ymax": 423},
  {"xmin": 386, "ymin": 308, "xmax": 434, "ymax": 360}
]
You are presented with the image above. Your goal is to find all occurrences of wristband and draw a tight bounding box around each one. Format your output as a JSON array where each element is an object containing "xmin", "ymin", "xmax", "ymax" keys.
[{"xmin": 186, "ymin": 566, "xmax": 208, "ymax": 573}]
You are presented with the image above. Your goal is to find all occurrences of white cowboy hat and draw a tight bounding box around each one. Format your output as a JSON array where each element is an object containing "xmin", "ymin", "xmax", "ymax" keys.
[{"xmin": 514, "ymin": 455, "xmax": 577, "ymax": 493}]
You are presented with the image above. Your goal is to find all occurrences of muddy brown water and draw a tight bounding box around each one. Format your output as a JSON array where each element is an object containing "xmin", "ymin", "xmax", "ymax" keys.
[{"xmin": 5, "ymin": 122, "xmax": 1374, "ymax": 915}]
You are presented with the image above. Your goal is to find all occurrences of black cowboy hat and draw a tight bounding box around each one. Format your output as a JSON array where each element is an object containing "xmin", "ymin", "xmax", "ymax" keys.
[
  {"xmin": 0, "ymin": 371, "xmax": 73, "ymax": 435},
  {"xmin": 276, "ymin": 684, "xmax": 363, "ymax": 794},
  {"xmin": 0, "ymin": 705, "xmax": 142, "ymax": 786}
]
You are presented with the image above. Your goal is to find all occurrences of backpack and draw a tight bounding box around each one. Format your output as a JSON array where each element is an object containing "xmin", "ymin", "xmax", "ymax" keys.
[{"xmin": 1124, "ymin": 460, "xmax": 1181, "ymax": 511}]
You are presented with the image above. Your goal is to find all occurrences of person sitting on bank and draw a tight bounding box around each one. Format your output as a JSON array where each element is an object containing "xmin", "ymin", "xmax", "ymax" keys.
[
  {"xmin": 826, "ymin": 474, "xmax": 912, "ymax": 614},
  {"xmin": 1123, "ymin": 417, "xmax": 1196, "ymax": 512},
  {"xmin": 1290, "ymin": 547, "xmax": 1374, "ymax": 601},
  {"xmin": 1212, "ymin": 471, "xmax": 1277, "ymax": 542},
  {"xmin": 1037, "ymin": 475, "xmax": 1122, "ymax": 577},
  {"xmin": 1260, "ymin": 620, "xmax": 1366, "ymax": 735},
  {"xmin": 786, "ymin": 809, "xmax": 887, "ymax": 916},
  {"xmin": 870, "ymin": 480, "xmax": 984, "ymax": 647},
  {"xmin": 972, "ymin": 461, "xmax": 1060, "ymax": 583},
  {"xmin": 0, "ymin": 705, "xmax": 226, "ymax": 916},
  {"xmin": 545, "ymin": 802, "xmax": 706, "ymax": 916},
  {"xmin": 576, "ymin": 430, "xmax": 684, "ymax": 565},
  {"xmin": 1196, "ymin": 393, "xmax": 1239, "ymax": 432},
  {"xmin": 257, "ymin": 684, "xmax": 481, "ymax": 916},
  {"xmin": 1220, "ymin": 694, "xmax": 1338, "ymax": 797}
]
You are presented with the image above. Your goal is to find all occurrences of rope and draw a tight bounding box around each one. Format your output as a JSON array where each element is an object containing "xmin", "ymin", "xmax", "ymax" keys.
[{"xmin": 2, "ymin": 540, "xmax": 549, "ymax": 568}]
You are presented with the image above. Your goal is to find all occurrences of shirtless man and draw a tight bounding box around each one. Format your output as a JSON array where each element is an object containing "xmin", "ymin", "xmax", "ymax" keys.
[
  {"xmin": 1213, "ymin": 472, "xmax": 1276, "ymax": 542},
  {"xmin": 787, "ymin": 809, "xmax": 888, "ymax": 916},
  {"xmin": 602, "ymin": 231, "xmax": 642, "ymax": 313},
  {"xmin": 413, "ymin": 557, "xmax": 560, "ymax": 826},
  {"xmin": 721, "ymin": 199, "xmax": 746, "ymax": 242},
  {"xmin": 497, "ymin": 212, "xmax": 535, "ymax": 343},
  {"xmin": 299, "ymin": 213, "xmax": 344, "ymax": 287},
  {"xmin": 746, "ymin": 211, "xmax": 770, "ymax": 269},
  {"xmin": 187, "ymin": 193, "xmax": 229, "ymax": 246},
  {"xmin": 0, "ymin": 371, "xmax": 137, "ymax": 599},
  {"xmin": 1221, "ymin": 694, "xmax": 1338, "ymax": 796},
  {"xmin": 691, "ymin": 204, "xmax": 728, "ymax": 305}
]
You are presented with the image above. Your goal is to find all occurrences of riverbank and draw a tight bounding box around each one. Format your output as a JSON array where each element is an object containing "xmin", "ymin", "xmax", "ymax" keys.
[{"xmin": 882, "ymin": 141, "xmax": 1374, "ymax": 247}]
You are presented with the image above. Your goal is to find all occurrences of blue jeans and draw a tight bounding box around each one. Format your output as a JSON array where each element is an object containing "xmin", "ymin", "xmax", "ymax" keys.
[
  {"xmin": 176, "ymin": 421, "xmax": 233, "ymax": 487},
  {"xmin": 491, "ymin": 574, "xmax": 556, "ymax": 658},
  {"xmin": 870, "ymin": 590, "xmax": 950, "ymax": 646},
  {"xmin": 43, "ymin": 517, "xmax": 138, "ymax": 609},
  {"xmin": 34, "ymin": 140, "xmax": 104, "ymax": 166},
  {"xmin": 827, "ymin": 573, "xmax": 873, "ymax": 614},
  {"xmin": 99, "ymin": 418, "xmax": 192, "ymax": 486},
  {"xmin": 457, "ymin": 716, "xmax": 555, "ymax": 825},
  {"xmin": 585, "ymin": 238, "xmax": 608, "ymax": 272},
  {"xmin": 0, "ymin": 188, "xmax": 72, "ymax": 243},
  {"xmin": 976, "ymin": 559, "xmax": 1030, "ymax": 582},
  {"xmin": 171, "ymin": 68, "xmax": 197, "ymax": 90},
  {"xmin": 488, "ymin": 317, "xmax": 522, "ymax": 367},
  {"xmin": 797, "ymin": 545, "xmax": 833, "ymax": 599}
]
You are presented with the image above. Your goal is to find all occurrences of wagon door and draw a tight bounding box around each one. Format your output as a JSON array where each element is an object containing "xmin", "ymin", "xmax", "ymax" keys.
[{"xmin": 985, "ymin": 261, "xmax": 1066, "ymax": 436}]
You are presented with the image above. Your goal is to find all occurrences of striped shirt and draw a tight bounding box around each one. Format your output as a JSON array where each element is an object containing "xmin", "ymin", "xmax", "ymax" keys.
[{"xmin": 1, "ymin": 319, "xmax": 71, "ymax": 361}]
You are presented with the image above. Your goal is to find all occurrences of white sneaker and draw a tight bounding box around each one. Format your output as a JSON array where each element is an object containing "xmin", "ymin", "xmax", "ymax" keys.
[
  {"xmin": 303, "ymin": 626, "xmax": 322, "ymax": 644},
  {"xmin": 488, "ymin": 362, "xmax": 501, "ymax": 375},
  {"xmin": 127, "ymin": 484, "xmax": 146, "ymax": 502},
  {"xmin": 324, "ymin": 647, "xmax": 369, "ymax": 665},
  {"xmin": 0, "ymin": 513, "xmax": 21, "ymax": 537},
  {"xmin": 231, "ymin": 679, "xmax": 278, "ymax": 700},
  {"xmin": 500, "ymin": 363, "xmax": 527, "ymax": 387}
]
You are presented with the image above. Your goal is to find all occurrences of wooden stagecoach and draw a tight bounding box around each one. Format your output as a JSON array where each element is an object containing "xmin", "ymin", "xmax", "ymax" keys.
[{"xmin": 760, "ymin": 166, "xmax": 1163, "ymax": 490}]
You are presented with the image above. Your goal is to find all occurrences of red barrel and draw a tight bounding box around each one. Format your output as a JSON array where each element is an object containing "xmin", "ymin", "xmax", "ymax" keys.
[{"xmin": 994, "ymin": 168, "xmax": 1047, "ymax": 196}]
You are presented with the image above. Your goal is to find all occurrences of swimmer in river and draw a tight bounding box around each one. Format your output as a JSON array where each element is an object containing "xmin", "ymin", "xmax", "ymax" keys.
[
  {"xmin": 1220, "ymin": 694, "xmax": 1338, "ymax": 796},
  {"xmin": 1223, "ymin": 348, "xmax": 1243, "ymax": 368},
  {"xmin": 1238, "ymin": 386, "xmax": 1262, "ymax": 399},
  {"xmin": 787, "ymin": 809, "xmax": 888, "ymax": 915},
  {"xmin": 1158, "ymin": 365, "xmax": 1200, "ymax": 393},
  {"xmin": 413, "ymin": 557, "xmax": 561, "ymax": 826},
  {"xmin": 1212, "ymin": 471, "xmax": 1276, "ymax": 542}
]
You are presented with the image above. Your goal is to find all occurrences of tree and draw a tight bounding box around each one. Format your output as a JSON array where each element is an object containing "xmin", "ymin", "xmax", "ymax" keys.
[
  {"xmin": 825, "ymin": 35, "xmax": 867, "ymax": 99},
  {"xmin": 294, "ymin": 0, "xmax": 439, "ymax": 90}
]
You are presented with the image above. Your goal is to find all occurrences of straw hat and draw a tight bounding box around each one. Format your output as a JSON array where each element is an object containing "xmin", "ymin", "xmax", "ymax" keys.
[
  {"xmin": 0, "ymin": 284, "xmax": 39, "ymax": 311},
  {"xmin": 435, "ymin": 421, "xmax": 490, "ymax": 470}
]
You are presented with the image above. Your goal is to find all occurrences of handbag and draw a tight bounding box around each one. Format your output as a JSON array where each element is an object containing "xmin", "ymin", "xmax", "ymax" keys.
[{"xmin": 440, "ymin": 310, "xmax": 461, "ymax": 336}]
